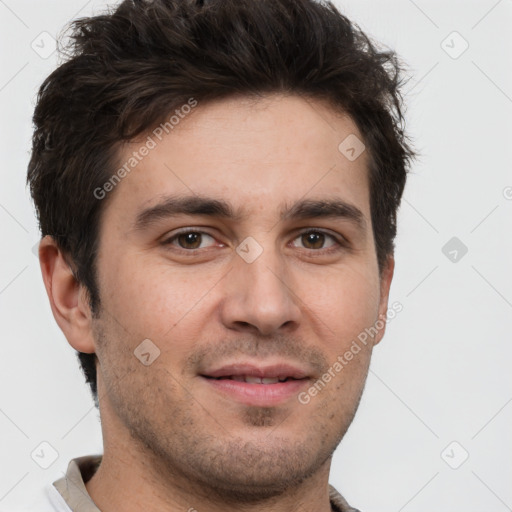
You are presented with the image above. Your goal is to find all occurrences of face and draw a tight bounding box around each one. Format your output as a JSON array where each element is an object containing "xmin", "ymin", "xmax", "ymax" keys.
[{"xmin": 91, "ymin": 94, "xmax": 393, "ymax": 500}]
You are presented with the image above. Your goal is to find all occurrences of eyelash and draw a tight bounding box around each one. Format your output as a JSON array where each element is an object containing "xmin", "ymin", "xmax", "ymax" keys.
[{"xmin": 161, "ymin": 228, "xmax": 348, "ymax": 255}]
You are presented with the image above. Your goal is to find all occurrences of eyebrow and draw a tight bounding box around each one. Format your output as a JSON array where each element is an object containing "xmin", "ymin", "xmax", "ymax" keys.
[{"xmin": 133, "ymin": 195, "xmax": 367, "ymax": 233}]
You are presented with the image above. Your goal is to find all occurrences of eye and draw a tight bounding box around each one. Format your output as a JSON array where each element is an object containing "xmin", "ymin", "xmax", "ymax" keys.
[
  {"xmin": 163, "ymin": 230, "xmax": 218, "ymax": 250},
  {"xmin": 290, "ymin": 230, "xmax": 343, "ymax": 252},
  {"xmin": 161, "ymin": 228, "xmax": 346, "ymax": 254}
]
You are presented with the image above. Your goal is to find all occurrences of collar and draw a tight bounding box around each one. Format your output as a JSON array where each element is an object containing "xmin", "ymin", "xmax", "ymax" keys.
[{"xmin": 52, "ymin": 455, "xmax": 102, "ymax": 511}]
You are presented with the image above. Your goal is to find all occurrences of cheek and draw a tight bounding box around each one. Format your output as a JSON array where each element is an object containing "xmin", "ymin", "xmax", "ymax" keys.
[
  {"xmin": 298, "ymin": 263, "xmax": 380, "ymax": 341},
  {"xmin": 99, "ymin": 253, "xmax": 222, "ymax": 339}
]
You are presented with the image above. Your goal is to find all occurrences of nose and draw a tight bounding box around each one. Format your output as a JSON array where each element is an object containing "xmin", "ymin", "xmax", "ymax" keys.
[{"xmin": 219, "ymin": 247, "xmax": 302, "ymax": 336}]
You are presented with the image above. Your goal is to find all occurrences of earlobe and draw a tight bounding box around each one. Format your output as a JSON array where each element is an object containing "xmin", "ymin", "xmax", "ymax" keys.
[
  {"xmin": 38, "ymin": 236, "xmax": 96, "ymax": 354},
  {"xmin": 373, "ymin": 255, "xmax": 395, "ymax": 346}
]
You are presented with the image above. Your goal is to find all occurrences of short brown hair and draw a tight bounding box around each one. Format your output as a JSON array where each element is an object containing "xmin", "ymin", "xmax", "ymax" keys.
[{"xmin": 27, "ymin": 0, "xmax": 416, "ymax": 404}]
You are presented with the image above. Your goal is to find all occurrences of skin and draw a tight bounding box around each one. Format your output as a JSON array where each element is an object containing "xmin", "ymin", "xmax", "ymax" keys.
[{"xmin": 39, "ymin": 93, "xmax": 394, "ymax": 512}]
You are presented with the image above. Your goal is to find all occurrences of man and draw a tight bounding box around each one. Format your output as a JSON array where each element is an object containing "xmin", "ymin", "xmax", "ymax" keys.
[{"xmin": 27, "ymin": 0, "xmax": 415, "ymax": 510}]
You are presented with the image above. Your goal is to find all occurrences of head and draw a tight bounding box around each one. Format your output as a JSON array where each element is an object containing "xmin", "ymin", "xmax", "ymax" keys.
[{"xmin": 28, "ymin": 0, "xmax": 415, "ymax": 501}]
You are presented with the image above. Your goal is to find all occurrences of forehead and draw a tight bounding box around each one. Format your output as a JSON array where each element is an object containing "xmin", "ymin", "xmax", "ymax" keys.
[{"xmin": 103, "ymin": 94, "xmax": 371, "ymax": 227}]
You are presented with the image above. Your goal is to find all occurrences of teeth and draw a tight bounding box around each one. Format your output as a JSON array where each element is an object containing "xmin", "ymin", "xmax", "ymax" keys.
[
  {"xmin": 245, "ymin": 376, "xmax": 264, "ymax": 384},
  {"xmin": 261, "ymin": 377, "xmax": 279, "ymax": 384}
]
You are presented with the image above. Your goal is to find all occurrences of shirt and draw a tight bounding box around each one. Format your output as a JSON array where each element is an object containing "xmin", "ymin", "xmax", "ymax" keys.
[{"xmin": 26, "ymin": 455, "xmax": 361, "ymax": 512}]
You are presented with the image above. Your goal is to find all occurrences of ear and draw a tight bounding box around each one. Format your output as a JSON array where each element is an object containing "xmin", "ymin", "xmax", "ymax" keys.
[
  {"xmin": 38, "ymin": 236, "xmax": 96, "ymax": 354},
  {"xmin": 373, "ymin": 254, "xmax": 395, "ymax": 346}
]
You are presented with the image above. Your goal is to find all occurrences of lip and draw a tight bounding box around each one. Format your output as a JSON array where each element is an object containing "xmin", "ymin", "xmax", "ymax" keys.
[
  {"xmin": 202, "ymin": 363, "xmax": 310, "ymax": 380},
  {"xmin": 200, "ymin": 362, "xmax": 311, "ymax": 407}
]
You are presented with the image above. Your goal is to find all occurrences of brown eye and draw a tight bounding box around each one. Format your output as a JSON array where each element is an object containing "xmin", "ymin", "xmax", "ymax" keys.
[
  {"xmin": 301, "ymin": 232, "xmax": 325, "ymax": 249},
  {"xmin": 164, "ymin": 231, "xmax": 217, "ymax": 250},
  {"xmin": 293, "ymin": 230, "xmax": 339, "ymax": 251},
  {"xmin": 177, "ymin": 232, "xmax": 203, "ymax": 249}
]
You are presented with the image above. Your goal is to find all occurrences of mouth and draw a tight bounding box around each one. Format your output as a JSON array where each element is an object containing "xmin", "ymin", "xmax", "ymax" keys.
[
  {"xmin": 199, "ymin": 363, "xmax": 311, "ymax": 406},
  {"xmin": 204, "ymin": 375, "xmax": 300, "ymax": 384}
]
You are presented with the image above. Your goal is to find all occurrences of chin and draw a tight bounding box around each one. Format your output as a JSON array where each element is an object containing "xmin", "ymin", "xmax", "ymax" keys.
[{"xmin": 174, "ymin": 435, "xmax": 334, "ymax": 503}]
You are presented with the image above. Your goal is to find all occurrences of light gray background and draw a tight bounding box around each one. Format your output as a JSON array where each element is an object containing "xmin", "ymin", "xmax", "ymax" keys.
[{"xmin": 1, "ymin": 0, "xmax": 511, "ymax": 510}]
